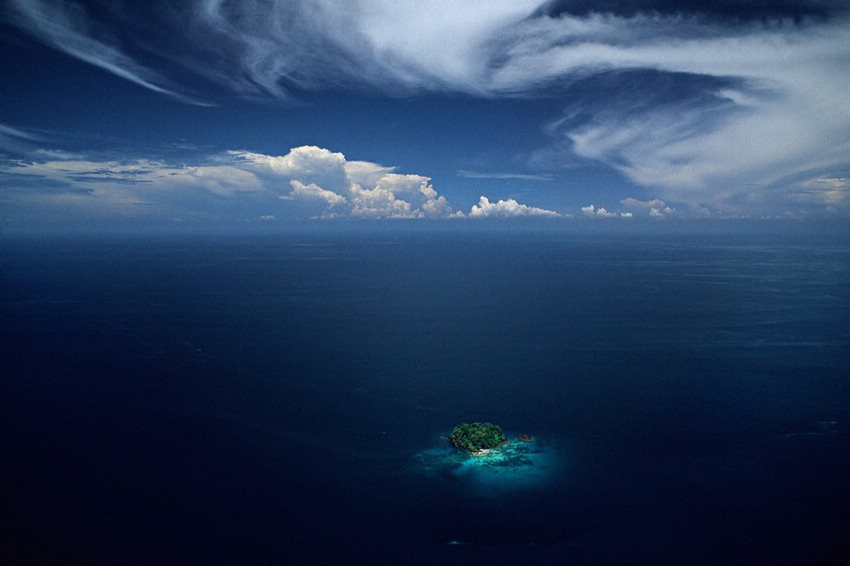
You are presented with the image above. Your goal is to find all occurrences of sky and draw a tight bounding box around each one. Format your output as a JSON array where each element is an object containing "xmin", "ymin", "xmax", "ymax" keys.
[{"xmin": 1, "ymin": 0, "xmax": 849, "ymax": 228}]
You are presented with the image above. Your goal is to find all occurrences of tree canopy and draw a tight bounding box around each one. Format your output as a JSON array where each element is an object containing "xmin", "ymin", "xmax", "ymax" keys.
[{"xmin": 448, "ymin": 422, "xmax": 507, "ymax": 452}]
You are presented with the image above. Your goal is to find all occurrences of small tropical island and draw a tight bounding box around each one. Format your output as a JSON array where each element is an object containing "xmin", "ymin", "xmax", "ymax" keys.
[
  {"xmin": 419, "ymin": 423, "xmax": 548, "ymax": 487},
  {"xmin": 445, "ymin": 422, "xmax": 508, "ymax": 453}
]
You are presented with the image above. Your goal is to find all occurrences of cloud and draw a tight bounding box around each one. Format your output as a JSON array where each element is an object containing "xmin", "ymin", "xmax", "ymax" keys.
[
  {"xmin": 287, "ymin": 180, "xmax": 347, "ymax": 207},
  {"xmin": 344, "ymin": 160, "xmax": 397, "ymax": 188},
  {"xmin": 0, "ymin": 123, "xmax": 51, "ymax": 156},
  {"xmin": 231, "ymin": 146, "xmax": 455, "ymax": 218},
  {"xmin": 791, "ymin": 176, "xmax": 849, "ymax": 210},
  {"xmin": 620, "ymin": 197, "xmax": 667, "ymax": 210},
  {"xmin": 5, "ymin": 154, "xmax": 245, "ymax": 203},
  {"xmin": 457, "ymin": 170, "xmax": 554, "ymax": 182},
  {"xmin": 577, "ymin": 198, "xmax": 687, "ymax": 218},
  {"xmin": 3, "ymin": 144, "xmax": 571, "ymax": 220},
  {"xmin": 0, "ymin": 123, "xmax": 45, "ymax": 143},
  {"xmin": 3, "ymin": 145, "xmax": 466, "ymax": 219},
  {"xmin": 537, "ymin": 0, "xmax": 850, "ymax": 21},
  {"xmin": 350, "ymin": 173, "xmax": 452, "ymax": 218},
  {"xmin": 581, "ymin": 204, "xmax": 631, "ymax": 218},
  {"xmin": 230, "ymin": 146, "xmax": 352, "ymax": 197},
  {"xmin": 515, "ymin": 16, "xmax": 850, "ymax": 208},
  {"xmin": 358, "ymin": 0, "xmax": 543, "ymax": 90},
  {"xmin": 4, "ymin": 1, "xmax": 849, "ymax": 213},
  {"xmin": 620, "ymin": 197, "xmax": 679, "ymax": 218},
  {"xmin": 468, "ymin": 196, "xmax": 560, "ymax": 218},
  {"xmin": 580, "ymin": 198, "xmax": 684, "ymax": 218},
  {"xmin": 6, "ymin": 0, "xmax": 210, "ymax": 105}
]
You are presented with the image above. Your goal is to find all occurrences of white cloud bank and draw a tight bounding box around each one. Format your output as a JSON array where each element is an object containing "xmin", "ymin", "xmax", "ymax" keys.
[
  {"xmin": 229, "ymin": 146, "xmax": 454, "ymax": 218},
  {"xmin": 581, "ymin": 204, "xmax": 631, "ymax": 219},
  {"xmin": 579, "ymin": 198, "xmax": 685, "ymax": 219},
  {"xmin": 3, "ymin": 144, "xmax": 554, "ymax": 220},
  {"xmin": 468, "ymin": 196, "xmax": 560, "ymax": 218}
]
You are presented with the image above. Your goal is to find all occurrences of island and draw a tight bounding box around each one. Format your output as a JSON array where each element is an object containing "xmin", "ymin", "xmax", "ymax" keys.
[{"xmin": 445, "ymin": 422, "xmax": 508, "ymax": 453}]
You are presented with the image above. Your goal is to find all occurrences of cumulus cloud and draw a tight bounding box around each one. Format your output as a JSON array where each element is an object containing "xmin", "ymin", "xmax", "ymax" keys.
[
  {"xmin": 231, "ymin": 146, "xmax": 455, "ymax": 218},
  {"xmin": 344, "ymin": 160, "xmax": 397, "ymax": 188},
  {"xmin": 581, "ymin": 204, "xmax": 632, "ymax": 218},
  {"xmin": 288, "ymin": 180, "xmax": 347, "ymax": 207},
  {"xmin": 579, "ymin": 198, "xmax": 685, "ymax": 218},
  {"xmin": 230, "ymin": 146, "xmax": 350, "ymax": 194},
  {"xmin": 4, "ymin": 145, "xmax": 470, "ymax": 219},
  {"xmin": 620, "ymin": 197, "xmax": 679, "ymax": 218},
  {"xmin": 3, "ymin": 144, "xmax": 570, "ymax": 220},
  {"xmin": 467, "ymin": 196, "xmax": 560, "ymax": 218},
  {"xmin": 350, "ymin": 173, "xmax": 451, "ymax": 218}
]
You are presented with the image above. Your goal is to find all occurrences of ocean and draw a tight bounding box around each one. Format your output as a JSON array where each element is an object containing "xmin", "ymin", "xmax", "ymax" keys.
[{"xmin": 1, "ymin": 224, "xmax": 848, "ymax": 564}]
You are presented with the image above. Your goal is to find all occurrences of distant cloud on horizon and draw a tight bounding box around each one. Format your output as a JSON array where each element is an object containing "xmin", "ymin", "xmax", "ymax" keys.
[
  {"xmin": 581, "ymin": 204, "xmax": 631, "ymax": 219},
  {"xmin": 1, "ymin": 143, "xmax": 561, "ymax": 221},
  {"xmin": 467, "ymin": 196, "xmax": 560, "ymax": 218}
]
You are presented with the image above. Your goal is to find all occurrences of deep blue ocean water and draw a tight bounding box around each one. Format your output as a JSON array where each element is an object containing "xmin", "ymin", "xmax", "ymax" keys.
[{"xmin": 1, "ymin": 225, "xmax": 849, "ymax": 564}]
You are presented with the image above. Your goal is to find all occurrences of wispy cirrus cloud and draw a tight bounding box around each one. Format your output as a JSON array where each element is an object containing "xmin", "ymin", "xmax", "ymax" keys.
[
  {"xmin": 0, "ymin": 124, "xmax": 45, "ymax": 143},
  {"xmin": 457, "ymin": 170, "xmax": 554, "ymax": 182},
  {"xmin": 6, "ymin": 157, "xmax": 268, "ymax": 205},
  {"xmin": 526, "ymin": 18, "xmax": 850, "ymax": 209},
  {"xmin": 5, "ymin": 0, "xmax": 211, "ymax": 105},
  {"xmin": 0, "ymin": 123, "xmax": 45, "ymax": 158}
]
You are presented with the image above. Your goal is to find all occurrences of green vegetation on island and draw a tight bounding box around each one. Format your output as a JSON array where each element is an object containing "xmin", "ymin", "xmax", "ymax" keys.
[{"xmin": 447, "ymin": 422, "xmax": 507, "ymax": 453}]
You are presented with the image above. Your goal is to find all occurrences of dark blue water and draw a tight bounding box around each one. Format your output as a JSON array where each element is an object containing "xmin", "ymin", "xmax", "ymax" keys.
[{"xmin": 2, "ymin": 226, "xmax": 849, "ymax": 564}]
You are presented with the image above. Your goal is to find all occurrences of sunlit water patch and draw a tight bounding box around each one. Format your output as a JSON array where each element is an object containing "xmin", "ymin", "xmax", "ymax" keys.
[{"xmin": 415, "ymin": 437, "xmax": 560, "ymax": 493}]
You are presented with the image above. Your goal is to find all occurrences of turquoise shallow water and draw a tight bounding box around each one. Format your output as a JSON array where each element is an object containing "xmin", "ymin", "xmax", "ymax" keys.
[{"xmin": 416, "ymin": 437, "xmax": 561, "ymax": 493}]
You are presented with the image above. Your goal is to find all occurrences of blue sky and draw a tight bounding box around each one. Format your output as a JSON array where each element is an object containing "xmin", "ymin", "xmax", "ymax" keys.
[{"xmin": 1, "ymin": 0, "xmax": 849, "ymax": 227}]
